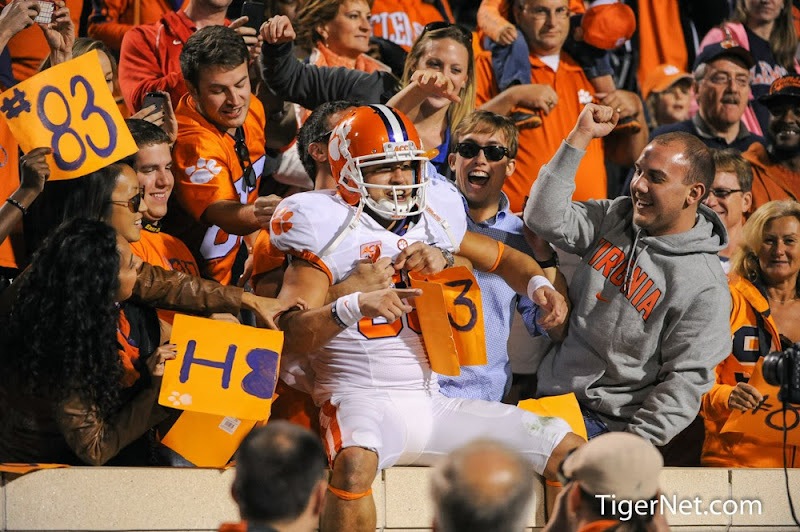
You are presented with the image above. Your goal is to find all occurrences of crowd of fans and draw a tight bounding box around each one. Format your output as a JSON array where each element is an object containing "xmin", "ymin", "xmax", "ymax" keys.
[{"xmin": 1, "ymin": 0, "xmax": 799, "ymax": 530}]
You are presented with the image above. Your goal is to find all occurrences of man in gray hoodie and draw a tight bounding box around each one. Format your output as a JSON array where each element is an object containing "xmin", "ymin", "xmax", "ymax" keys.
[{"xmin": 524, "ymin": 103, "xmax": 731, "ymax": 447}]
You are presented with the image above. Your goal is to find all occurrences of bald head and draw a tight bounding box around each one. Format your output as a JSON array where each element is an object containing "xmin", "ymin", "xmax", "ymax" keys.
[{"xmin": 431, "ymin": 440, "xmax": 534, "ymax": 532}]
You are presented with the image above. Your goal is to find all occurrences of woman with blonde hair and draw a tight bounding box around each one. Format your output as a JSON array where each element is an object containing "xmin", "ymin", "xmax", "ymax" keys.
[
  {"xmin": 699, "ymin": 0, "xmax": 799, "ymax": 136},
  {"xmin": 260, "ymin": 16, "xmax": 475, "ymax": 175},
  {"xmin": 390, "ymin": 23, "xmax": 476, "ymax": 175},
  {"xmin": 701, "ymin": 199, "xmax": 800, "ymax": 468}
]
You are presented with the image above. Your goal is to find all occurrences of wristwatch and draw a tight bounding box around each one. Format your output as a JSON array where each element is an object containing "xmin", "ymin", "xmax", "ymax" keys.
[
  {"xmin": 537, "ymin": 253, "xmax": 559, "ymax": 269},
  {"xmin": 439, "ymin": 248, "xmax": 455, "ymax": 268}
]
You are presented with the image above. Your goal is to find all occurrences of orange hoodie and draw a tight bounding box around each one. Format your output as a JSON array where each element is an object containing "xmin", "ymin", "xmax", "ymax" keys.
[{"xmin": 701, "ymin": 276, "xmax": 798, "ymax": 468}]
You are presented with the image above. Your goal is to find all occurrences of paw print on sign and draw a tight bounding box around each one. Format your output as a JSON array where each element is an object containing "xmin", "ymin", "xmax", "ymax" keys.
[
  {"xmin": 185, "ymin": 158, "xmax": 222, "ymax": 184},
  {"xmin": 271, "ymin": 207, "xmax": 294, "ymax": 235},
  {"xmin": 168, "ymin": 391, "xmax": 193, "ymax": 407}
]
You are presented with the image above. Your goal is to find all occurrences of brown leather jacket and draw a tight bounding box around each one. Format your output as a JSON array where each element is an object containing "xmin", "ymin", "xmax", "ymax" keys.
[
  {"xmin": 132, "ymin": 262, "xmax": 243, "ymax": 314},
  {"xmin": 0, "ymin": 262, "xmax": 244, "ymax": 318},
  {"xmin": 0, "ymin": 374, "xmax": 177, "ymax": 465}
]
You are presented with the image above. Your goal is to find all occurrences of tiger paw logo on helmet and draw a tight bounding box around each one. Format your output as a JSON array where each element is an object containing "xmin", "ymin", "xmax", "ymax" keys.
[
  {"xmin": 327, "ymin": 105, "xmax": 430, "ymax": 219},
  {"xmin": 271, "ymin": 207, "xmax": 294, "ymax": 236},
  {"xmin": 185, "ymin": 158, "xmax": 222, "ymax": 184}
]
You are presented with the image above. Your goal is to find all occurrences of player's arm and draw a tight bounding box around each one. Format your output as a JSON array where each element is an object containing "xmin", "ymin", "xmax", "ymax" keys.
[
  {"xmin": 458, "ymin": 231, "xmax": 568, "ymax": 332},
  {"xmin": 278, "ymin": 258, "xmax": 421, "ymax": 353},
  {"xmin": 202, "ymin": 200, "xmax": 260, "ymax": 236}
]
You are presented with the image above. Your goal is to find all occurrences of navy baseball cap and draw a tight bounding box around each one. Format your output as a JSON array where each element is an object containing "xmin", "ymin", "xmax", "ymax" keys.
[
  {"xmin": 759, "ymin": 74, "xmax": 800, "ymax": 106},
  {"xmin": 693, "ymin": 39, "xmax": 755, "ymax": 71}
]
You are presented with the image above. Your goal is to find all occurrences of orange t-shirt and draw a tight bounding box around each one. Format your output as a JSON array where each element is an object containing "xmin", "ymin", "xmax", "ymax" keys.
[
  {"xmin": 130, "ymin": 226, "xmax": 201, "ymax": 323},
  {"xmin": 167, "ymin": 93, "xmax": 265, "ymax": 285},
  {"xmin": 0, "ymin": 114, "xmax": 21, "ymax": 269},
  {"xmin": 370, "ymin": 0, "xmax": 454, "ymax": 51},
  {"xmin": 475, "ymin": 50, "xmax": 607, "ymax": 212},
  {"xmin": 742, "ymin": 142, "xmax": 800, "ymax": 211},
  {"xmin": 0, "ymin": 0, "xmax": 82, "ymax": 82}
]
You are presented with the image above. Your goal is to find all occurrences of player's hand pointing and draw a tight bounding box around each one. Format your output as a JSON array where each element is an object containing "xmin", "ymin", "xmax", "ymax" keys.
[{"xmin": 358, "ymin": 288, "xmax": 421, "ymax": 323}]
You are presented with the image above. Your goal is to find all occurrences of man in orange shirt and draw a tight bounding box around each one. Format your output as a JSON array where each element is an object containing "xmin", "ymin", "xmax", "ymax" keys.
[
  {"xmin": 742, "ymin": 74, "xmax": 800, "ymax": 210},
  {"xmin": 164, "ymin": 26, "xmax": 265, "ymax": 285},
  {"xmin": 477, "ymin": 0, "xmax": 647, "ymax": 212},
  {"xmin": 125, "ymin": 119, "xmax": 202, "ymax": 324},
  {"xmin": 370, "ymin": 0, "xmax": 453, "ymax": 51}
]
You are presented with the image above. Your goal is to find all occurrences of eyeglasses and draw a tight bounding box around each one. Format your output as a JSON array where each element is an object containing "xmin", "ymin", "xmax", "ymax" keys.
[
  {"xmin": 109, "ymin": 188, "xmax": 144, "ymax": 213},
  {"xmin": 233, "ymin": 127, "xmax": 257, "ymax": 189},
  {"xmin": 455, "ymin": 142, "xmax": 510, "ymax": 161},
  {"xmin": 704, "ymin": 71, "xmax": 750, "ymax": 88},
  {"xmin": 517, "ymin": 4, "xmax": 571, "ymax": 20},
  {"xmin": 709, "ymin": 187, "xmax": 743, "ymax": 199},
  {"xmin": 421, "ymin": 22, "xmax": 473, "ymax": 44}
]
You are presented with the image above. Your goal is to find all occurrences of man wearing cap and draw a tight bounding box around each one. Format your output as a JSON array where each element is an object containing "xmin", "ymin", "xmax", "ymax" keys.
[
  {"xmin": 543, "ymin": 432, "xmax": 669, "ymax": 532},
  {"xmin": 651, "ymin": 40, "xmax": 763, "ymax": 153},
  {"xmin": 742, "ymin": 74, "xmax": 800, "ymax": 209},
  {"xmin": 642, "ymin": 64, "xmax": 693, "ymax": 130},
  {"xmin": 475, "ymin": 0, "xmax": 649, "ymax": 212}
]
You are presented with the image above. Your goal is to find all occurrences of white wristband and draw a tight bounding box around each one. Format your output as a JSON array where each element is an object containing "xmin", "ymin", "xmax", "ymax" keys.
[
  {"xmin": 334, "ymin": 292, "xmax": 363, "ymax": 328},
  {"xmin": 526, "ymin": 275, "xmax": 554, "ymax": 300}
]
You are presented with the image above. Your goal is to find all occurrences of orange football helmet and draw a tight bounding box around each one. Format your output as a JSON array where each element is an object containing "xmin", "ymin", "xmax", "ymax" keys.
[{"xmin": 328, "ymin": 105, "xmax": 430, "ymax": 219}]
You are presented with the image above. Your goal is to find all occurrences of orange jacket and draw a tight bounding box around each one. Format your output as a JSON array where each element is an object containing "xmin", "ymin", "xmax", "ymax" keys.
[
  {"xmin": 701, "ymin": 276, "xmax": 798, "ymax": 468},
  {"xmin": 89, "ymin": 0, "xmax": 185, "ymax": 52}
]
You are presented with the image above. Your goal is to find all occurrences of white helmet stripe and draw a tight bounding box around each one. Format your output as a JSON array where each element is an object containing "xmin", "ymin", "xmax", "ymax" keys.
[{"xmin": 369, "ymin": 104, "xmax": 406, "ymax": 144}]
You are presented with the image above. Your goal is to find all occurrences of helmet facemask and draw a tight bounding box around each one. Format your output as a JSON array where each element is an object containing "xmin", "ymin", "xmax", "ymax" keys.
[{"xmin": 338, "ymin": 140, "xmax": 429, "ymax": 220}]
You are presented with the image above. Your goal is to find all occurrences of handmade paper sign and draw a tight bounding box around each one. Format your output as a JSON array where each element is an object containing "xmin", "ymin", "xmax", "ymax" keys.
[
  {"xmin": 160, "ymin": 411, "xmax": 260, "ymax": 468},
  {"xmin": 159, "ymin": 314, "xmax": 283, "ymax": 420},
  {"xmin": 0, "ymin": 50, "xmax": 136, "ymax": 180},
  {"xmin": 409, "ymin": 266, "xmax": 487, "ymax": 376},
  {"xmin": 721, "ymin": 360, "xmax": 800, "ymax": 445}
]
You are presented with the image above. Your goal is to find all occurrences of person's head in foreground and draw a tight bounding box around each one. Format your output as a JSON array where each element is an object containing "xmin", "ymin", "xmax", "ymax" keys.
[
  {"xmin": 231, "ymin": 421, "xmax": 328, "ymax": 531},
  {"xmin": 544, "ymin": 432, "xmax": 666, "ymax": 532},
  {"xmin": 431, "ymin": 439, "xmax": 535, "ymax": 532}
]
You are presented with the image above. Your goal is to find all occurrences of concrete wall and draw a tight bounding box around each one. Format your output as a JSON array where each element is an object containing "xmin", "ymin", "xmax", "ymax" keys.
[{"xmin": 1, "ymin": 466, "xmax": 798, "ymax": 531}]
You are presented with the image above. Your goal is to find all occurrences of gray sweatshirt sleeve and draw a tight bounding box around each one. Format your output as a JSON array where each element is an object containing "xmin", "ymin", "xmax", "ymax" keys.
[
  {"xmin": 259, "ymin": 42, "xmax": 398, "ymax": 109},
  {"xmin": 626, "ymin": 282, "xmax": 732, "ymax": 446},
  {"xmin": 523, "ymin": 141, "xmax": 611, "ymax": 257}
]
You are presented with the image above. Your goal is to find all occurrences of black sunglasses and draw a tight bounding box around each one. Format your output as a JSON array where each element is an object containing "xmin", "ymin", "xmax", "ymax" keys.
[
  {"xmin": 709, "ymin": 187, "xmax": 743, "ymax": 199},
  {"xmin": 109, "ymin": 188, "xmax": 144, "ymax": 213},
  {"xmin": 233, "ymin": 128, "xmax": 257, "ymax": 189},
  {"xmin": 455, "ymin": 142, "xmax": 509, "ymax": 161},
  {"xmin": 421, "ymin": 21, "xmax": 473, "ymax": 44}
]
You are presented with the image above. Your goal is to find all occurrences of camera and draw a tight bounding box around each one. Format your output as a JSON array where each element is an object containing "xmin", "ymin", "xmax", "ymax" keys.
[{"xmin": 763, "ymin": 342, "xmax": 800, "ymax": 404}]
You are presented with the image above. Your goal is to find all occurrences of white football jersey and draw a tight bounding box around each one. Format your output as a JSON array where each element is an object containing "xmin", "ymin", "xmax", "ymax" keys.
[{"xmin": 271, "ymin": 179, "xmax": 467, "ymax": 403}]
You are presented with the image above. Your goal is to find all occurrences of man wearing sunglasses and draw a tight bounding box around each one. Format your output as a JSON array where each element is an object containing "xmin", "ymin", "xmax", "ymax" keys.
[
  {"xmin": 743, "ymin": 74, "xmax": 800, "ymax": 210},
  {"xmin": 441, "ymin": 110, "xmax": 568, "ymax": 402},
  {"xmin": 166, "ymin": 26, "xmax": 268, "ymax": 286}
]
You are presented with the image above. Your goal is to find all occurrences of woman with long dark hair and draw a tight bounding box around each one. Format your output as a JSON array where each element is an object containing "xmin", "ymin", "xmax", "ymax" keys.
[{"xmin": 0, "ymin": 219, "xmax": 177, "ymax": 465}]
